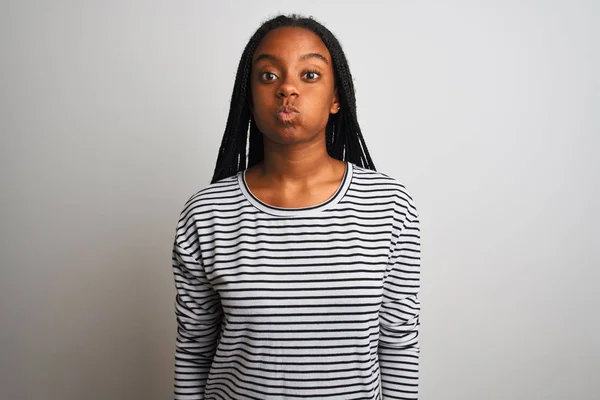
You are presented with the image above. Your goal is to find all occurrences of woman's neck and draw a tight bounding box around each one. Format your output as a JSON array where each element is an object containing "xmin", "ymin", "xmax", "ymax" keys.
[
  {"xmin": 260, "ymin": 157, "xmax": 334, "ymax": 183},
  {"xmin": 259, "ymin": 140, "xmax": 336, "ymax": 183}
]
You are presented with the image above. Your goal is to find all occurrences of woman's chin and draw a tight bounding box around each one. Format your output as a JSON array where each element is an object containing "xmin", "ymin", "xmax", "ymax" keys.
[{"xmin": 263, "ymin": 129, "xmax": 315, "ymax": 146}]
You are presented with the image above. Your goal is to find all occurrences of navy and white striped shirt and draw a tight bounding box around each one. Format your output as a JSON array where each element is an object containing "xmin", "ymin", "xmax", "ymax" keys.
[{"xmin": 172, "ymin": 162, "xmax": 420, "ymax": 399}]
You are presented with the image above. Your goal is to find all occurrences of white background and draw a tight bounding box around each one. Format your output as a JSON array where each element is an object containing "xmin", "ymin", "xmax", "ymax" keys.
[{"xmin": 1, "ymin": 1, "xmax": 598, "ymax": 399}]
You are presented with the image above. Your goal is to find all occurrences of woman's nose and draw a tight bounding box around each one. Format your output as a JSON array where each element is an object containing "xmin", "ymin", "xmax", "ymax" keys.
[{"xmin": 277, "ymin": 76, "xmax": 299, "ymax": 99}]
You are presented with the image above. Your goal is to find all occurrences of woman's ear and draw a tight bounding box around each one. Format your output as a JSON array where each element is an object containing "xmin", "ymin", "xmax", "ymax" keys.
[
  {"xmin": 330, "ymin": 87, "xmax": 340, "ymax": 114},
  {"xmin": 248, "ymin": 95, "xmax": 254, "ymax": 114}
]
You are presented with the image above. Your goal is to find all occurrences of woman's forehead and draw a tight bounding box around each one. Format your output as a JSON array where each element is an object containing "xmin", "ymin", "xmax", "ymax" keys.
[{"xmin": 252, "ymin": 27, "xmax": 331, "ymax": 64}]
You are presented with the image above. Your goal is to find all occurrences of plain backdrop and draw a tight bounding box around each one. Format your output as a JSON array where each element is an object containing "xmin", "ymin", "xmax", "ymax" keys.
[{"xmin": 1, "ymin": 1, "xmax": 598, "ymax": 399}]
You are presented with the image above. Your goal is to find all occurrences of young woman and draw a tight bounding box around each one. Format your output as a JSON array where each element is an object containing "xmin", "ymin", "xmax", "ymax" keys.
[{"xmin": 172, "ymin": 14, "xmax": 420, "ymax": 400}]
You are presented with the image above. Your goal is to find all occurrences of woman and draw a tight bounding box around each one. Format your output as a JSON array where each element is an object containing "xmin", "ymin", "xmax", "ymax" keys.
[{"xmin": 172, "ymin": 14, "xmax": 420, "ymax": 400}]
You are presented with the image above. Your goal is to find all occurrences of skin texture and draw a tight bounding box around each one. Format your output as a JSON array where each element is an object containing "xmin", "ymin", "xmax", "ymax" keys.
[{"xmin": 245, "ymin": 27, "xmax": 346, "ymax": 208}]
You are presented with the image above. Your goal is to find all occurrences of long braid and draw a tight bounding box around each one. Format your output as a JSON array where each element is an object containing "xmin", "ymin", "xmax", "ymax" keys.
[
  {"xmin": 211, "ymin": 14, "xmax": 376, "ymax": 183},
  {"xmin": 248, "ymin": 117, "xmax": 264, "ymax": 168}
]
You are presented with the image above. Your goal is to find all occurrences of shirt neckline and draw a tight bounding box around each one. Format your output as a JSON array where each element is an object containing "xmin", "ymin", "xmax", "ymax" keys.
[{"xmin": 237, "ymin": 162, "xmax": 353, "ymax": 217}]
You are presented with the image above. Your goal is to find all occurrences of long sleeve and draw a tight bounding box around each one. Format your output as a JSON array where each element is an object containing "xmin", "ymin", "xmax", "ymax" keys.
[
  {"xmin": 172, "ymin": 227, "xmax": 222, "ymax": 399},
  {"xmin": 379, "ymin": 198, "xmax": 421, "ymax": 399}
]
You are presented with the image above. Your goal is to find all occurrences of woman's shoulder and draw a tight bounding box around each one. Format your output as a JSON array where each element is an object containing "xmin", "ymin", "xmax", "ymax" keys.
[
  {"xmin": 179, "ymin": 173, "xmax": 241, "ymax": 216},
  {"xmin": 351, "ymin": 164, "xmax": 416, "ymax": 203}
]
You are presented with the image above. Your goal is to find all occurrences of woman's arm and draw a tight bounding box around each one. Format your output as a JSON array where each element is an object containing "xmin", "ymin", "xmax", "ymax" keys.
[
  {"xmin": 172, "ymin": 228, "xmax": 222, "ymax": 400},
  {"xmin": 379, "ymin": 197, "xmax": 421, "ymax": 399}
]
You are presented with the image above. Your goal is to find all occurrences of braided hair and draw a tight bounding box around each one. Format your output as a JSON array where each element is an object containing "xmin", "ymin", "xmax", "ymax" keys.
[{"xmin": 211, "ymin": 14, "xmax": 376, "ymax": 183}]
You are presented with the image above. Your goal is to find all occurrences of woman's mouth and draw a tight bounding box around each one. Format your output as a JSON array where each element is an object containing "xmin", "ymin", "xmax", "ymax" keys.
[{"xmin": 276, "ymin": 105, "xmax": 300, "ymax": 123}]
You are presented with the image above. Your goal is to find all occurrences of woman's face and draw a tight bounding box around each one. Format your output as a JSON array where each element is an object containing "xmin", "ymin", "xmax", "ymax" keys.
[{"xmin": 250, "ymin": 27, "xmax": 340, "ymax": 146}]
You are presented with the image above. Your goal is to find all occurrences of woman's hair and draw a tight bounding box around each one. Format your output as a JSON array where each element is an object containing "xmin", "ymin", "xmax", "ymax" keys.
[{"xmin": 211, "ymin": 14, "xmax": 376, "ymax": 183}]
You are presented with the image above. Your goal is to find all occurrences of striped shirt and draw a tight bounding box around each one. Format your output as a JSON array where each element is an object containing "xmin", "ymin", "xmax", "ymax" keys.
[{"xmin": 172, "ymin": 162, "xmax": 420, "ymax": 399}]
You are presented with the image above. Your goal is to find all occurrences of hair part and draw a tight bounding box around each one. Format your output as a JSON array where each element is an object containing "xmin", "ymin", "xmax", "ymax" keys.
[{"xmin": 211, "ymin": 14, "xmax": 376, "ymax": 183}]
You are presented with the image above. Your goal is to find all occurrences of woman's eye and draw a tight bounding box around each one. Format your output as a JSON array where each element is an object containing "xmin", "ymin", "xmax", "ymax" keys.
[
  {"xmin": 260, "ymin": 72, "xmax": 277, "ymax": 81},
  {"xmin": 304, "ymin": 71, "xmax": 320, "ymax": 80}
]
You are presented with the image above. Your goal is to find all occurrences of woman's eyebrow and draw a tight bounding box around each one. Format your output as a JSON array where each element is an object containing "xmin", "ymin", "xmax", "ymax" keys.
[
  {"xmin": 253, "ymin": 53, "xmax": 329, "ymax": 65},
  {"xmin": 300, "ymin": 52, "xmax": 329, "ymax": 64}
]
